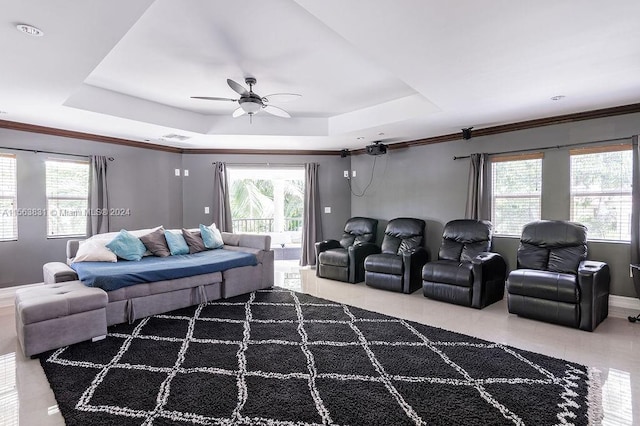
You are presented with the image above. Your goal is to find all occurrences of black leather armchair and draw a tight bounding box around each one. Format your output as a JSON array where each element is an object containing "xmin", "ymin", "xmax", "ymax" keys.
[
  {"xmin": 315, "ymin": 217, "xmax": 379, "ymax": 283},
  {"xmin": 422, "ymin": 219, "xmax": 506, "ymax": 309},
  {"xmin": 364, "ymin": 218, "xmax": 427, "ymax": 293},
  {"xmin": 506, "ymin": 220, "xmax": 610, "ymax": 331}
]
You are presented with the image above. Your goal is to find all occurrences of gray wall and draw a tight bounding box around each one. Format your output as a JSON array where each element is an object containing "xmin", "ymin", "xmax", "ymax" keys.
[
  {"xmin": 181, "ymin": 153, "xmax": 351, "ymax": 241},
  {"xmin": 350, "ymin": 112, "xmax": 640, "ymax": 297},
  {"xmin": 0, "ymin": 128, "xmax": 183, "ymax": 287}
]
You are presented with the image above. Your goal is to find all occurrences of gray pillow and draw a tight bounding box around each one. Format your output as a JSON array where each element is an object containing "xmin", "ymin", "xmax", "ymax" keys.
[
  {"xmin": 182, "ymin": 229, "xmax": 206, "ymax": 254},
  {"xmin": 139, "ymin": 227, "xmax": 171, "ymax": 257}
]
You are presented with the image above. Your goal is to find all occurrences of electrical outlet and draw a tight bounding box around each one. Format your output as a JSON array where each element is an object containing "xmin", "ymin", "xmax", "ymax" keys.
[
  {"xmin": 184, "ymin": 169, "xmax": 189, "ymax": 177},
  {"xmin": 204, "ymin": 206, "xmax": 210, "ymax": 214},
  {"xmin": 352, "ymin": 170, "xmax": 357, "ymax": 177},
  {"xmin": 324, "ymin": 207, "xmax": 331, "ymax": 213},
  {"xmin": 343, "ymin": 170, "xmax": 349, "ymax": 178},
  {"xmin": 174, "ymin": 169, "xmax": 180, "ymax": 176}
]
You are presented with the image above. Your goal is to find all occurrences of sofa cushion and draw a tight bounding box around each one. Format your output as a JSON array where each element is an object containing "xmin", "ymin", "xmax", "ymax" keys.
[
  {"xmin": 422, "ymin": 260, "xmax": 473, "ymax": 287},
  {"xmin": 16, "ymin": 281, "xmax": 107, "ymax": 324},
  {"xmin": 200, "ymin": 223, "xmax": 224, "ymax": 249},
  {"xmin": 164, "ymin": 230, "xmax": 189, "ymax": 255},
  {"xmin": 507, "ymin": 269, "xmax": 579, "ymax": 303},
  {"xmin": 365, "ymin": 253, "xmax": 403, "ymax": 275},
  {"xmin": 318, "ymin": 248, "xmax": 349, "ymax": 267},
  {"xmin": 139, "ymin": 227, "xmax": 170, "ymax": 257},
  {"xmin": 106, "ymin": 230, "xmax": 147, "ymax": 261},
  {"xmin": 183, "ymin": 229, "xmax": 206, "ymax": 254},
  {"xmin": 74, "ymin": 239, "xmax": 117, "ymax": 263}
]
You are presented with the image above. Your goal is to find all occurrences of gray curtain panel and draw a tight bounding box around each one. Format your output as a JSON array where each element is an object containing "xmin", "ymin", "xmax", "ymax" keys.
[
  {"xmin": 630, "ymin": 136, "xmax": 640, "ymax": 299},
  {"xmin": 465, "ymin": 153, "xmax": 490, "ymax": 220},
  {"xmin": 301, "ymin": 163, "xmax": 323, "ymax": 266},
  {"xmin": 87, "ymin": 155, "xmax": 110, "ymax": 236},
  {"xmin": 213, "ymin": 162, "xmax": 233, "ymax": 232}
]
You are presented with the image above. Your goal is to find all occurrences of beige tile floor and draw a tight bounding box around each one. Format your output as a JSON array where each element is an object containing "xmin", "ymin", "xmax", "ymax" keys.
[{"xmin": 1, "ymin": 261, "xmax": 639, "ymax": 425}]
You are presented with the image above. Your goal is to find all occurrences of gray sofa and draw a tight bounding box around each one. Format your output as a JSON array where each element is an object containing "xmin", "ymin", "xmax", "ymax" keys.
[
  {"xmin": 41, "ymin": 231, "xmax": 274, "ymax": 326},
  {"xmin": 16, "ymin": 231, "xmax": 274, "ymax": 357}
]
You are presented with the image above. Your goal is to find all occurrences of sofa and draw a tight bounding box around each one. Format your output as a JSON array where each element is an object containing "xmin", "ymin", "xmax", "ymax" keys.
[{"xmin": 41, "ymin": 229, "xmax": 274, "ymax": 326}]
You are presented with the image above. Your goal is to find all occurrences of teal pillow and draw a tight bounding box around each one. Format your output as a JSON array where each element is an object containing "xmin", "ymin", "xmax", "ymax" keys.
[
  {"xmin": 164, "ymin": 230, "xmax": 190, "ymax": 255},
  {"xmin": 105, "ymin": 230, "xmax": 147, "ymax": 261},
  {"xmin": 200, "ymin": 223, "xmax": 224, "ymax": 249}
]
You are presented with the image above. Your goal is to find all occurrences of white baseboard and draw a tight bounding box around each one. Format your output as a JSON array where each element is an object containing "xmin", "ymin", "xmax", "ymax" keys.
[{"xmin": 1, "ymin": 281, "xmax": 639, "ymax": 320}]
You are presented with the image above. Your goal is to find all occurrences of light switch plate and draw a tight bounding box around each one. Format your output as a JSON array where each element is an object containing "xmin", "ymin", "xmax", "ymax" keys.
[
  {"xmin": 324, "ymin": 207, "xmax": 331, "ymax": 213},
  {"xmin": 343, "ymin": 170, "xmax": 349, "ymax": 178},
  {"xmin": 184, "ymin": 169, "xmax": 189, "ymax": 176},
  {"xmin": 352, "ymin": 170, "xmax": 357, "ymax": 177},
  {"xmin": 174, "ymin": 169, "xmax": 180, "ymax": 176},
  {"xmin": 204, "ymin": 206, "xmax": 210, "ymax": 214}
]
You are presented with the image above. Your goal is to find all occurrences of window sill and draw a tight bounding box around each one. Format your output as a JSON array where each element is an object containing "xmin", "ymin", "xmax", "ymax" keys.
[{"xmin": 47, "ymin": 235, "xmax": 86, "ymax": 240}]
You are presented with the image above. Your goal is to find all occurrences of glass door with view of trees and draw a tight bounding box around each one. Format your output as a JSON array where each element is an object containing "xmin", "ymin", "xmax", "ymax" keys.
[{"xmin": 227, "ymin": 166, "xmax": 304, "ymax": 249}]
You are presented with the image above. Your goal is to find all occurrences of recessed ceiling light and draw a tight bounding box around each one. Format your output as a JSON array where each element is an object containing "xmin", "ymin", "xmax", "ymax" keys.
[
  {"xmin": 0, "ymin": 111, "xmax": 7, "ymax": 114},
  {"xmin": 551, "ymin": 95, "xmax": 566, "ymax": 101},
  {"xmin": 16, "ymin": 24, "xmax": 44, "ymax": 37},
  {"xmin": 356, "ymin": 136, "xmax": 364, "ymax": 140},
  {"xmin": 378, "ymin": 132, "xmax": 385, "ymax": 136}
]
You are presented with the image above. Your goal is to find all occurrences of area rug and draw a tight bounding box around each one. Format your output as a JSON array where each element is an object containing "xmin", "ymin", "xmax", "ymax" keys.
[{"xmin": 40, "ymin": 287, "xmax": 602, "ymax": 425}]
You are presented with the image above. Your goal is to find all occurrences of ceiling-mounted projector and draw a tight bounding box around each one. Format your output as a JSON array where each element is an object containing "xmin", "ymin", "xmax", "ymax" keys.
[{"xmin": 365, "ymin": 141, "xmax": 387, "ymax": 156}]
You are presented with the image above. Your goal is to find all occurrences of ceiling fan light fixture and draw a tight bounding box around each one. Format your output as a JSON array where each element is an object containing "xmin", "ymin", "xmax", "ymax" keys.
[{"xmin": 239, "ymin": 98, "xmax": 262, "ymax": 115}]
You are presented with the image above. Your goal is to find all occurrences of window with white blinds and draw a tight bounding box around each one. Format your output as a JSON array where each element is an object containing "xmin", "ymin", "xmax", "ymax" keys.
[
  {"xmin": 491, "ymin": 153, "xmax": 543, "ymax": 236},
  {"xmin": 570, "ymin": 145, "xmax": 632, "ymax": 241},
  {"xmin": 0, "ymin": 154, "xmax": 17, "ymax": 241},
  {"xmin": 46, "ymin": 159, "xmax": 89, "ymax": 238}
]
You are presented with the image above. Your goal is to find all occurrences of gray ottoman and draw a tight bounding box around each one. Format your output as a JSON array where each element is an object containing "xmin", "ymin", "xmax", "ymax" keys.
[{"xmin": 15, "ymin": 281, "xmax": 108, "ymax": 357}]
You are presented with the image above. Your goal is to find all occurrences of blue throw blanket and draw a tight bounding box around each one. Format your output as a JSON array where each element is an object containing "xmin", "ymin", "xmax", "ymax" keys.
[{"xmin": 71, "ymin": 249, "xmax": 257, "ymax": 291}]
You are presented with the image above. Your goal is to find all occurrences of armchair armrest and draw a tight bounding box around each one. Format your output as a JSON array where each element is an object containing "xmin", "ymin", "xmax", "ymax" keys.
[
  {"xmin": 402, "ymin": 247, "xmax": 429, "ymax": 293},
  {"xmin": 577, "ymin": 260, "xmax": 610, "ymax": 331},
  {"xmin": 315, "ymin": 239, "xmax": 341, "ymax": 255},
  {"xmin": 315, "ymin": 240, "xmax": 342, "ymax": 275},
  {"xmin": 43, "ymin": 262, "xmax": 78, "ymax": 284},
  {"xmin": 471, "ymin": 252, "xmax": 507, "ymax": 308},
  {"xmin": 348, "ymin": 242, "xmax": 381, "ymax": 283}
]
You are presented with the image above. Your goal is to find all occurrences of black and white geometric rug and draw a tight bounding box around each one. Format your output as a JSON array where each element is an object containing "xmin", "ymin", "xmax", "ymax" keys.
[{"xmin": 40, "ymin": 287, "xmax": 602, "ymax": 425}]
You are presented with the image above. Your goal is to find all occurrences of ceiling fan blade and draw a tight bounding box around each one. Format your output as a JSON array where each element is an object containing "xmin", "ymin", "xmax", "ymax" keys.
[
  {"xmin": 263, "ymin": 105, "xmax": 291, "ymax": 118},
  {"xmin": 261, "ymin": 93, "xmax": 302, "ymax": 103},
  {"xmin": 232, "ymin": 107, "xmax": 246, "ymax": 118},
  {"xmin": 227, "ymin": 79, "xmax": 249, "ymax": 96},
  {"xmin": 191, "ymin": 96, "xmax": 237, "ymax": 102}
]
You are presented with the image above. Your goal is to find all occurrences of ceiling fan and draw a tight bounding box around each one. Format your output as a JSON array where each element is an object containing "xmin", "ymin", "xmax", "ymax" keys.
[{"xmin": 191, "ymin": 77, "xmax": 301, "ymax": 122}]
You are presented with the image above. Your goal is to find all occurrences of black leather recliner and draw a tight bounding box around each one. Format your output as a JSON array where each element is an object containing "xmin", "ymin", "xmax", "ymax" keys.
[
  {"xmin": 422, "ymin": 219, "xmax": 506, "ymax": 309},
  {"xmin": 364, "ymin": 218, "xmax": 428, "ymax": 293},
  {"xmin": 506, "ymin": 220, "xmax": 610, "ymax": 331},
  {"xmin": 315, "ymin": 217, "xmax": 379, "ymax": 283}
]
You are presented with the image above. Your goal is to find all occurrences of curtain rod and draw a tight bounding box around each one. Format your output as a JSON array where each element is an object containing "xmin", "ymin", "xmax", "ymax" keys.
[
  {"xmin": 0, "ymin": 146, "xmax": 114, "ymax": 161},
  {"xmin": 215, "ymin": 162, "xmax": 305, "ymax": 167},
  {"xmin": 452, "ymin": 136, "xmax": 634, "ymax": 160}
]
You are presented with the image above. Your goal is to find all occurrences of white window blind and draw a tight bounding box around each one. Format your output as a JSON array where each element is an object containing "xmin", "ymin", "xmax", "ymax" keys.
[
  {"xmin": 491, "ymin": 153, "xmax": 543, "ymax": 236},
  {"xmin": 570, "ymin": 145, "xmax": 632, "ymax": 241},
  {"xmin": 46, "ymin": 159, "xmax": 89, "ymax": 237},
  {"xmin": 0, "ymin": 154, "xmax": 17, "ymax": 241}
]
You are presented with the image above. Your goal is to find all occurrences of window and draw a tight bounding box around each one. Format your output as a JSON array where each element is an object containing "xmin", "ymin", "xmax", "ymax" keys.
[
  {"xmin": 227, "ymin": 166, "xmax": 304, "ymax": 251},
  {"xmin": 0, "ymin": 153, "xmax": 17, "ymax": 241},
  {"xmin": 46, "ymin": 159, "xmax": 89, "ymax": 237},
  {"xmin": 491, "ymin": 153, "xmax": 543, "ymax": 236},
  {"xmin": 570, "ymin": 145, "xmax": 632, "ymax": 241}
]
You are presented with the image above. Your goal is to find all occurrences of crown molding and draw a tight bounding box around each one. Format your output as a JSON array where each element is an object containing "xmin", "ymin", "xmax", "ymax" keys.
[
  {"xmin": 2, "ymin": 102, "xmax": 640, "ymax": 157},
  {"xmin": 350, "ymin": 102, "xmax": 640, "ymax": 155}
]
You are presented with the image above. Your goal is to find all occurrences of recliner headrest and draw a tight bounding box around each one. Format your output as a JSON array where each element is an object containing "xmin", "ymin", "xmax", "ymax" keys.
[
  {"xmin": 521, "ymin": 220, "xmax": 587, "ymax": 248},
  {"xmin": 381, "ymin": 218, "xmax": 425, "ymax": 255},
  {"xmin": 442, "ymin": 219, "xmax": 492, "ymax": 243},
  {"xmin": 340, "ymin": 217, "xmax": 377, "ymax": 248}
]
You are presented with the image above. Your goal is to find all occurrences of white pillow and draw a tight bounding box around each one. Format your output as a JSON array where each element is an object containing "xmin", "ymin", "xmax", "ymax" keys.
[{"xmin": 73, "ymin": 240, "xmax": 117, "ymax": 263}]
